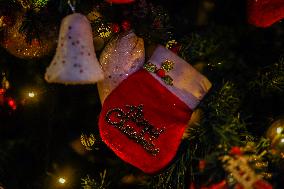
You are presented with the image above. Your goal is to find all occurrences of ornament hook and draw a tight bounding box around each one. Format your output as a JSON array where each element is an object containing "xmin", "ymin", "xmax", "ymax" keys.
[{"xmin": 68, "ymin": 0, "xmax": 76, "ymax": 13}]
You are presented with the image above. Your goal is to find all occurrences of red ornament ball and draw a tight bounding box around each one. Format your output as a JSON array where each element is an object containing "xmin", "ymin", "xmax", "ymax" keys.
[
  {"xmin": 112, "ymin": 23, "xmax": 120, "ymax": 33},
  {"xmin": 156, "ymin": 69, "xmax": 166, "ymax": 78},
  {"xmin": 121, "ymin": 20, "xmax": 131, "ymax": 31}
]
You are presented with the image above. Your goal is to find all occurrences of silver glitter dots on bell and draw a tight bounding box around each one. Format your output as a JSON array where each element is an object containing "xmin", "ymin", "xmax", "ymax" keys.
[{"xmin": 98, "ymin": 31, "xmax": 145, "ymax": 103}]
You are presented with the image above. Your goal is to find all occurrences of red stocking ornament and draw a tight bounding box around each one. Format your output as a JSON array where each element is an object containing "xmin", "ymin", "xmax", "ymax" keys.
[
  {"xmin": 99, "ymin": 45, "xmax": 211, "ymax": 173},
  {"xmin": 248, "ymin": 0, "xmax": 284, "ymax": 27}
]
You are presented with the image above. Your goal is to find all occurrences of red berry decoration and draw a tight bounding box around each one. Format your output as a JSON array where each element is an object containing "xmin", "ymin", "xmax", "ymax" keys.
[
  {"xmin": 106, "ymin": 0, "xmax": 135, "ymax": 4},
  {"xmin": 229, "ymin": 146, "xmax": 243, "ymax": 156},
  {"xmin": 112, "ymin": 23, "xmax": 120, "ymax": 33},
  {"xmin": 248, "ymin": 0, "xmax": 284, "ymax": 27},
  {"xmin": 156, "ymin": 69, "xmax": 166, "ymax": 78},
  {"xmin": 121, "ymin": 20, "xmax": 131, "ymax": 31}
]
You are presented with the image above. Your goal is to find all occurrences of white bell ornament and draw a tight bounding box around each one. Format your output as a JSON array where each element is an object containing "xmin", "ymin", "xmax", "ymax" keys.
[{"xmin": 45, "ymin": 13, "xmax": 104, "ymax": 84}]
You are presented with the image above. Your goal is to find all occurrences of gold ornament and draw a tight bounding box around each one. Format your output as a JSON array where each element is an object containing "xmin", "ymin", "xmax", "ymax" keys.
[
  {"xmin": 2, "ymin": 13, "xmax": 57, "ymax": 59},
  {"xmin": 87, "ymin": 9, "xmax": 102, "ymax": 22},
  {"xmin": 165, "ymin": 39, "xmax": 178, "ymax": 49},
  {"xmin": 266, "ymin": 118, "xmax": 284, "ymax": 140},
  {"xmin": 80, "ymin": 133, "xmax": 96, "ymax": 151},
  {"xmin": 266, "ymin": 118, "xmax": 284, "ymax": 152}
]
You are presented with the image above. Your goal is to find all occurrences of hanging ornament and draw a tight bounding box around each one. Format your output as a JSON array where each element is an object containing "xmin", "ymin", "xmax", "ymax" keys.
[
  {"xmin": 266, "ymin": 118, "xmax": 284, "ymax": 141},
  {"xmin": 106, "ymin": 0, "xmax": 135, "ymax": 4},
  {"xmin": 2, "ymin": 13, "xmax": 57, "ymax": 59},
  {"xmin": 91, "ymin": 17, "xmax": 113, "ymax": 51},
  {"xmin": 80, "ymin": 133, "xmax": 96, "ymax": 151},
  {"xmin": 247, "ymin": 0, "xmax": 284, "ymax": 27},
  {"xmin": 266, "ymin": 118, "xmax": 284, "ymax": 154},
  {"xmin": 98, "ymin": 31, "xmax": 145, "ymax": 103},
  {"xmin": 112, "ymin": 23, "xmax": 120, "ymax": 33},
  {"xmin": 45, "ymin": 13, "xmax": 104, "ymax": 84},
  {"xmin": 220, "ymin": 147, "xmax": 272, "ymax": 189}
]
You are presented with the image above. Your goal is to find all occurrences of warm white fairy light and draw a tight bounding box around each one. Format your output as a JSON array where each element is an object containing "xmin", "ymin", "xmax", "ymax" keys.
[
  {"xmin": 28, "ymin": 92, "xmax": 35, "ymax": 98},
  {"xmin": 277, "ymin": 127, "xmax": 283, "ymax": 134},
  {"xmin": 58, "ymin": 177, "xmax": 66, "ymax": 184}
]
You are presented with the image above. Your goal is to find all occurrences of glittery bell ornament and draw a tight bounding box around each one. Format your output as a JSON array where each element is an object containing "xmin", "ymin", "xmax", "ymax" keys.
[
  {"xmin": 99, "ymin": 45, "xmax": 211, "ymax": 173},
  {"xmin": 2, "ymin": 13, "xmax": 56, "ymax": 59},
  {"xmin": 45, "ymin": 13, "xmax": 104, "ymax": 84},
  {"xmin": 98, "ymin": 31, "xmax": 145, "ymax": 103},
  {"xmin": 248, "ymin": 0, "xmax": 284, "ymax": 27}
]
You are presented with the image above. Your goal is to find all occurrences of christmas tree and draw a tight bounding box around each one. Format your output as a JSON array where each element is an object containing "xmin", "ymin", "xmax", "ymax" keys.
[{"xmin": 0, "ymin": 0, "xmax": 283, "ymax": 188}]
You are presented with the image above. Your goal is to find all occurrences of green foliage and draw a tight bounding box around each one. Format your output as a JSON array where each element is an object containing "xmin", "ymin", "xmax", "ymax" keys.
[
  {"xmin": 81, "ymin": 170, "xmax": 109, "ymax": 189},
  {"xmin": 249, "ymin": 57, "xmax": 284, "ymax": 96}
]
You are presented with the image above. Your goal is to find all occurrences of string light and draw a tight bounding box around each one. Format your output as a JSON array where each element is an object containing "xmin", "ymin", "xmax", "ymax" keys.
[
  {"xmin": 28, "ymin": 92, "xmax": 35, "ymax": 98},
  {"xmin": 276, "ymin": 127, "xmax": 283, "ymax": 134},
  {"xmin": 58, "ymin": 177, "xmax": 66, "ymax": 184}
]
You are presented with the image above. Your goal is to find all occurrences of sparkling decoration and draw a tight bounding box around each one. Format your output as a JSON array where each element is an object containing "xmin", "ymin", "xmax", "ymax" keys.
[
  {"xmin": 143, "ymin": 59, "xmax": 175, "ymax": 86},
  {"xmin": 98, "ymin": 31, "xmax": 145, "ymax": 103},
  {"xmin": 143, "ymin": 62, "xmax": 156, "ymax": 72},
  {"xmin": 32, "ymin": 0, "xmax": 49, "ymax": 10},
  {"xmin": 166, "ymin": 39, "xmax": 181, "ymax": 54},
  {"xmin": 166, "ymin": 39, "xmax": 178, "ymax": 49},
  {"xmin": 92, "ymin": 20, "xmax": 113, "ymax": 51},
  {"xmin": 80, "ymin": 133, "xmax": 96, "ymax": 151},
  {"xmin": 161, "ymin": 60, "xmax": 174, "ymax": 72},
  {"xmin": 97, "ymin": 24, "xmax": 112, "ymax": 39},
  {"xmin": 105, "ymin": 104, "xmax": 164, "ymax": 156},
  {"xmin": 2, "ymin": 13, "xmax": 56, "ymax": 59}
]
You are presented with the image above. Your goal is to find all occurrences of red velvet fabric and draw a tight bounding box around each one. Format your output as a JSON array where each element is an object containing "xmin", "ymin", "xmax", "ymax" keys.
[
  {"xmin": 99, "ymin": 70, "xmax": 192, "ymax": 174},
  {"xmin": 248, "ymin": 0, "xmax": 284, "ymax": 27}
]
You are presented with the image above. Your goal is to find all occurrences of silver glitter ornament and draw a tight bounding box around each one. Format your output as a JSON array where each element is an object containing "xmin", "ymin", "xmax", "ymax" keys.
[{"xmin": 98, "ymin": 31, "xmax": 145, "ymax": 103}]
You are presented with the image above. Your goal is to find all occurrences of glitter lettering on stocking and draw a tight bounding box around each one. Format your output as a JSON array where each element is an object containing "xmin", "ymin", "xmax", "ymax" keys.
[{"xmin": 105, "ymin": 104, "xmax": 164, "ymax": 155}]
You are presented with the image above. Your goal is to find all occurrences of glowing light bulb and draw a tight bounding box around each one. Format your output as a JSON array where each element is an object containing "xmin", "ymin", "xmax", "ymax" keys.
[
  {"xmin": 281, "ymin": 138, "xmax": 284, "ymax": 143},
  {"xmin": 28, "ymin": 92, "xmax": 35, "ymax": 98},
  {"xmin": 276, "ymin": 127, "xmax": 283, "ymax": 134},
  {"xmin": 58, "ymin": 177, "xmax": 66, "ymax": 184}
]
